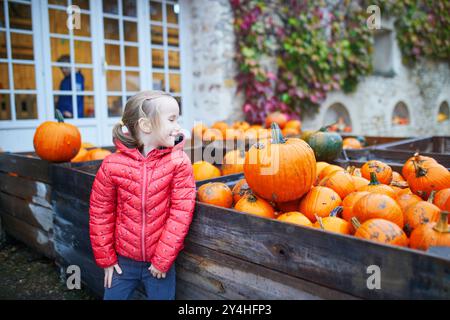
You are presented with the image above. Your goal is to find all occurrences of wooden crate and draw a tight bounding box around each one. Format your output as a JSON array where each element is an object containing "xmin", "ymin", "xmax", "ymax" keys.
[{"xmin": 374, "ymin": 136, "xmax": 450, "ymax": 155}]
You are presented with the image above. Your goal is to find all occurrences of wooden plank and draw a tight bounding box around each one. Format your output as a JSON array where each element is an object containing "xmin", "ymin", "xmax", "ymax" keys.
[
  {"xmin": 1, "ymin": 211, "xmax": 55, "ymax": 259},
  {"xmin": 186, "ymin": 202, "xmax": 450, "ymax": 300},
  {"xmin": 0, "ymin": 152, "xmax": 52, "ymax": 184},
  {"xmin": 178, "ymin": 241, "xmax": 357, "ymax": 300},
  {"xmin": 0, "ymin": 172, "xmax": 52, "ymax": 209},
  {"xmin": 0, "ymin": 192, "xmax": 53, "ymax": 233}
]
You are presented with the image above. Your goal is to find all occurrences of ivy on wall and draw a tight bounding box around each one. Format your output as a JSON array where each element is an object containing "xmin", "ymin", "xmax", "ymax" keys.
[{"xmin": 231, "ymin": 0, "xmax": 450, "ymax": 123}]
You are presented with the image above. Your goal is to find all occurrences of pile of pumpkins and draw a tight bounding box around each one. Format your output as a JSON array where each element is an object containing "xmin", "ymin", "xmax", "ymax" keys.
[
  {"xmin": 197, "ymin": 124, "xmax": 450, "ymax": 251},
  {"xmin": 33, "ymin": 110, "xmax": 111, "ymax": 163}
]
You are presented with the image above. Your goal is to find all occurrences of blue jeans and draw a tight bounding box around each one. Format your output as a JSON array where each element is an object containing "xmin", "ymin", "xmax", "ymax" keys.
[{"xmin": 103, "ymin": 255, "xmax": 176, "ymax": 300}]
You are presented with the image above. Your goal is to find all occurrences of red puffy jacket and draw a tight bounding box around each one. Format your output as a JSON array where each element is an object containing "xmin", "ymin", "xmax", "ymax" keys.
[{"xmin": 89, "ymin": 135, "xmax": 196, "ymax": 272}]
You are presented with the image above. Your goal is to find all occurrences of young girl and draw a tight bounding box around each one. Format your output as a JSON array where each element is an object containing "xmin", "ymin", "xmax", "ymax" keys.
[{"xmin": 89, "ymin": 90, "xmax": 196, "ymax": 300}]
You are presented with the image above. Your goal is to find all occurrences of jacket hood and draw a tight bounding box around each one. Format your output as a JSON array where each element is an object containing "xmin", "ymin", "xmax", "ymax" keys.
[{"xmin": 114, "ymin": 133, "xmax": 186, "ymax": 162}]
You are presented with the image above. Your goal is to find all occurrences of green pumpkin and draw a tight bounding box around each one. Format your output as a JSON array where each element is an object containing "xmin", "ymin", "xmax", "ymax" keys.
[
  {"xmin": 308, "ymin": 128, "xmax": 343, "ymax": 162},
  {"xmin": 300, "ymin": 130, "xmax": 316, "ymax": 144}
]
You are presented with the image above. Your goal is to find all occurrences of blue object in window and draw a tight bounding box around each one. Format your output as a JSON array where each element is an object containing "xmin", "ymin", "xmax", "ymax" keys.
[{"xmin": 56, "ymin": 71, "xmax": 85, "ymax": 118}]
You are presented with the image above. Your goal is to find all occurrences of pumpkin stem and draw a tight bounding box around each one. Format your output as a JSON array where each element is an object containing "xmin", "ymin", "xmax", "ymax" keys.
[
  {"xmin": 346, "ymin": 166, "xmax": 356, "ymax": 175},
  {"xmin": 351, "ymin": 217, "xmax": 361, "ymax": 230},
  {"xmin": 368, "ymin": 172, "xmax": 381, "ymax": 186},
  {"xmin": 315, "ymin": 214, "xmax": 325, "ymax": 230},
  {"xmin": 245, "ymin": 193, "xmax": 258, "ymax": 203},
  {"xmin": 427, "ymin": 190, "xmax": 436, "ymax": 203},
  {"xmin": 433, "ymin": 211, "xmax": 449, "ymax": 233},
  {"xmin": 318, "ymin": 122, "xmax": 337, "ymax": 132},
  {"xmin": 412, "ymin": 159, "xmax": 428, "ymax": 178},
  {"xmin": 270, "ymin": 123, "xmax": 286, "ymax": 144},
  {"xmin": 55, "ymin": 109, "xmax": 65, "ymax": 123},
  {"xmin": 329, "ymin": 206, "xmax": 343, "ymax": 217}
]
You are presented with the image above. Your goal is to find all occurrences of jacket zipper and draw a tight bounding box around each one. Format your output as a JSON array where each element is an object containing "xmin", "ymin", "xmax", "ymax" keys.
[{"xmin": 141, "ymin": 162, "xmax": 147, "ymax": 261}]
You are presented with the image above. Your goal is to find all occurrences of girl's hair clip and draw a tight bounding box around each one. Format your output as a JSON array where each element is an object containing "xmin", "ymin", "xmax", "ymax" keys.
[{"xmin": 119, "ymin": 120, "xmax": 129, "ymax": 133}]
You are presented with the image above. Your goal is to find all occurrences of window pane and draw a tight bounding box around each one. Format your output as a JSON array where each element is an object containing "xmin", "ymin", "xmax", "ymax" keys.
[
  {"xmin": 74, "ymin": 13, "xmax": 91, "ymax": 37},
  {"xmin": 104, "ymin": 18, "xmax": 119, "ymax": 40},
  {"xmin": 152, "ymin": 49, "xmax": 164, "ymax": 68},
  {"xmin": 149, "ymin": 1, "xmax": 162, "ymax": 22},
  {"xmin": 78, "ymin": 95, "xmax": 95, "ymax": 118},
  {"xmin": 108, "ymin": 95, "xmax": 122, "ymax": 117},
  {"xmin": 0, "ymin": 1, "xmax": 5, "ymax": 28},
  {"xmin": 125, "ymin": 46, "xmax": 138, "ymax": 67},
  {"xmin": 103, "ymin": 0, "xmax": 118, "ymax": 14},
  {"xmin": 72, "ymin": 0, "xmax": 90, "ymax": 10},
  {"xmin": 49, "ymin": 9, "xmax": 69, "ymax": 35},
  {"xmin": 123, "ymin": 0, "xmax": 137, "ymax": 17},
  {"xmin": 54, "ymin": 95, "xmax": 73, "ymax": 118},
  {"xmin": 48, "ymin": 0, "xmax": 67, "ymax": 5},
  {"xmin": 124, "ymin": 21, "xmax": 137, "ymax": 42},
  {"xmin": 107, "ymin": 70, "xmax": 121, "ymax": 91},
  {"xmin": 51, "ymin": 37, "xmax": 70, "ymax": 62},
  {"xmin": 0, "ymin": 63, "xmax": 9, "ymax": 89},
  {"xmin": 168, "ymin": 50, "xmax": 179, "ymax": 70},
  {"xmin": 78, "ymin": 68, "xmax": 93, "ymax": 91},
  {"xmin": 0, "ymin": 33, "xmax": 6, "ymax": 58},
  {"xmin": 15, "ymin": 94, "xmax": 37, "ymax": 119},
  {"xmin": 105, "ymin": 44, "xmax": 120, "ymax": 65},
  {"xmin": 126, "ymin": 71, "xmax": 139, "ymax": 91},
  {"xmin": 166, "ymin": 3, "xmax": 179, "ymax": 24},
  {"xmin": 9, "ymin": 3, "xmax": 32, "ymax": 30},
  {"xmin": 150, "ymin": 25, "xmax": 163, "ymax": 45},
  {"xmin": 167, "ymin": 27, "xmax": 179, "ymax": 47},
  {"xmin": 169, "ymin": 73, "xmax": 180, "ymax": 93},
  {"xmin": 0, "ymin": 94, "xmax": 11, "ymax": 120},
  {"xmin": 75, "ymin": 40, "xmax": 92, "ymax": 64},
  {"xmin": 152, "ymin": 73, "xmax": 165, "ymax": 91},
  {"xmin": 13, "ymin": 64, "xmax": 35, "ymax": 90},
  {"xmin": 11, "ymin": 33, "xmax": 34, "ymax": 60}
]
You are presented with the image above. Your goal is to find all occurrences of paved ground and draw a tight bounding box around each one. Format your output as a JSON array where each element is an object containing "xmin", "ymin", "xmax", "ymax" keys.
[{"xmin": 0, "ymin": 237, "xmax": 98, "ymax": 300}]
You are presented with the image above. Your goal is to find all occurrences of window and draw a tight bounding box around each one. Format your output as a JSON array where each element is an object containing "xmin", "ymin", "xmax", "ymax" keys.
[
  {"xmin": 438, "ymin": 101, "xmax": 449, "ymax": 123},
  {"xmin": 392, "ymin": 102, "xmax": 410, "ymax": 126},
  {"xmin": 323, "ymin": 103, "xmax": 352, "ymax": 132}
]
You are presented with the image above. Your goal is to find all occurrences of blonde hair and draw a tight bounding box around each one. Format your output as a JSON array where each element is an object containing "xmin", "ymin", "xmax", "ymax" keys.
[{"xmin": 112, "ymin": 90, "xmax": 175, "ymax": 150}]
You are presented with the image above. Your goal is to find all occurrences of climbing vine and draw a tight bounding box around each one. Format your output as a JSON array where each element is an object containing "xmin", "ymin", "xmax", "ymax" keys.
[{"xmin": 231, "ymin": 0, "xmax": 450, "ymax": 123}]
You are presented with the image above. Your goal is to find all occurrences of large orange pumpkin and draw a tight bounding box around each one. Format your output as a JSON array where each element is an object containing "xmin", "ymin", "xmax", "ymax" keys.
[
  {"xmin": 407, "ymin": 161, "xmax": 450, "ymax": 200},
  {"xmin": 409, "ymin": 211, "xmax": 450, "ymax": 250},
  {"xmin": 402, "ymin": 153, "xmax": 437, "ymax": 180},
  {"xmin": 319, "ymin": 170, "xmax": 356, "ymax": 199},
  {"xmin": 85, "ymin": 148, "xmax": 112, "ymax": 161},
  {"xmin": 197, "ymin": 182, "xmax": 233, "ymax": 208},
  {"xmin": 357, "ymin": 172, "xmax": 396, "ymax": 199},
  {"xmin": 192, "ymin": 161, "xmax": 221, "ymax": 181},
  {"xmin": 231, "ymin": 179, "xmax": 251, "ymax": 204},
  {"xmin": 352, "ymin": 176, "xmax": 370, "ymax": 190},
  {"xmin": 404, "ymin": 191, "xmax": 440, "ymax": 234},
  {"xmin": 361, "ymin": 160, "xmax": 393, "ymax": 185},
  {"xmin": 299, "ymin": 186, "xmax": 342, "ymax": 222},
  {"xmin": 33, "ymin": 110, "xmax": 81, "ymax": 162},
  {"xmin": 234, "ymin": 194, "xmax": 276, "ymax": 219},
  {"xmin": 244, "ymin": 123, "xmax": 316, "ymax": 202},
  {"xmin": 433, "ymin": 188, "xmax": 450, "ymax": 211},
  {"xmin": 351, "ymin": 218, "xmax": 408, "ymax": 247},
  {"xmin": 353, "ymin": 193, "xmax": 404, "ymax": 228},
  {"xmin": 222, "ymin": 149, "xmax": 246, "ymax": 175},
  {"xmin": 265, "ymin": 112, "xmax": 288, "ymax": 129},
  {"xmin": 313, "ymin": 207, "xmax": 352, "ymax": 235},
  {"xmin": 396, "ymin": 193, "xmax": 422, "ymax": 214},
  {"xmin": 276, "ymin": 199, "xmax": 301, "ymax": 213},
  {"xmin": 276, "ymin": 211, "xmax": 312, "ymax": 227},
  {"xmin": 342, "ymin": 191, "xmax": 370, "ymax": 222},
  {"xmin": 318, "ymin": 164, "xmax": 344, "ymax": 181}
]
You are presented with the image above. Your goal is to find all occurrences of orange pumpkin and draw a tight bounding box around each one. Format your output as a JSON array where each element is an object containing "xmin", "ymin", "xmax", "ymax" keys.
[
  {"xmin": 402, "ymin": 153, "xmax": 437, "ymax": 180},
  {"xmin": 353, "ymin": 193, "xmax": 404, "ymax": 228},
  {"xmin": 361, "ymin": 160, "xmax": 393, "ymax": 185},
  {"xmin": 211, "ymin": 121, "xmax": 228, "ymax": 134},
  {"xmin": 351, "ymin": 218, "xmax": 408, "ymax": 247},
  {"xmin": 33, "ymin": 110, "xmax": 81, "ymax": 162},
  {"xmin": 192, "ymin": 161, "xmax": 221, "ymax": 181},
  {"xmin": 276, "ymin": 199, "xmax": 301, "ymax": 213},
  {"xmin": 314, "ymin": 207, "xmax": 352, "ymax": 235},
  {"xmin": 197, "ymin": 182, "xmax": 233, "ymax": 208},
  {"xmin": 202, "ymin": 128, "xmax": 223, "ymax": 141},
  {"xmin": 81, "ymin": 142, "xmax": 95, "ymax": 149},
  {"xmin": 404, "ymin": 191, "xmax": 440, "ymax": 234},
  {"xmin": 71, "ymin": 148, "xmax": 88, "ymax": 162},
  {"xmin": 433, "ymin": 188, "xmax": 450, "ymax": 211},
  {"xmin": 276, "ymin": 211, "xmax": 312, "ymax": 227},
  {"xmin": 396, "ymin": 187, "xmax": 413, "ymax": 197},
  {"xmin": 319, "ymin": 170, "xmax": 356, "ymax": 199},
  {"xmin": 299, "ymin": 186, "xmax": 342, "ymax": 222},
  {"xmin": 232, "ymin": 121, "xmax": 250, "ymax": 131},
  {"xmin": 391, "ymin": 171, "xmax": 406, "ymax": 183},
  {"xmin": 407, "ymin": 161, "xmax": 450, "ymax": 200},
  {"xmin": 234, "ymin": 194, "xmax": 276, "ymax": 219},
  {"xmin": 265, "ymin": 112, "xmax": 288, "ymax": 129},
  {"xmin": 396, "ymin": 193, "xmax": 422, "ymax": 214},
  {"xmin": 409, "ymin": 211, "xmax": 450, "ymax": 250},
  {"xmin": 231, "ymin": 179, "xmax": 251, "ymax": 204},
  {"xmin": 222, "ymin": 149, "xmax": 246, "ymax": 175},
  {"xmin": 352, "ymin": 176, "xmax": 370, "ymax": 190},
  {"xmin": 342, "ymin": 138, "xmax": 362, "ymax": 150},
  {"xmin": 282, "ymin": 127, "xmax": 300, "ymax": 137},
  {"xmin": 357, "ymin": 172, "xmax": 397, "ymax": 199},
  {"xmin": 284, "ymin": 119, "xmax": 302, "ymax": 132},
  {"xmin": 224, "ymin": 128, "xmax": 244, "ymax": 141},
  {"xmin": 342, "ymin": 191, "xmax": 370, "ymax": 222},
  {"xmin": 319, "ymin": 164, "xmax": 344, "ymax": 181},
  {"xmin": 244, "ymin": 123, "xmax": 316, "ymax": 202},
  {"xmin": 85, "ymin": 148, "xmax": 112, "ymax": 161}
]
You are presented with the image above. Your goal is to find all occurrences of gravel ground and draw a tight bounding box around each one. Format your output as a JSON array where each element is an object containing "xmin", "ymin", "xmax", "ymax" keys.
[{"xmin": 0, "ymin": 237, "xmax": 98, "ymax": 300}]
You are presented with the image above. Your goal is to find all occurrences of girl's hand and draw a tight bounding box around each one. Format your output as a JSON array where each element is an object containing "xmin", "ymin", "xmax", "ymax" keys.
[
  {"xmin": 104, "ymin": 264, "xmax": 122, "ymax": 288},
  {"xmin": 149, "ymin": 264, "xmax": 166, "ymax": 279}
]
